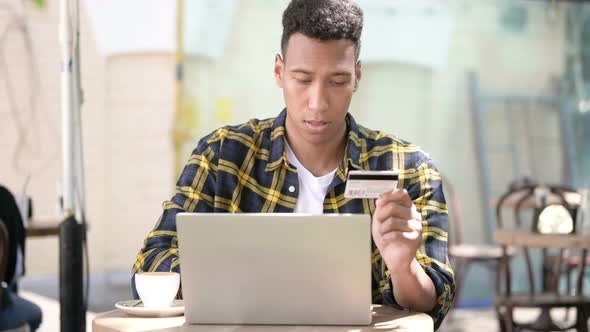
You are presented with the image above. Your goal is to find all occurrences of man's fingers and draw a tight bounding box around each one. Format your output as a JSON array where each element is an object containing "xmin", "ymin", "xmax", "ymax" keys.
[
  {"xmin": 376, "ymin": 189, "xmax": 412, "ymax": 208},
  {"xmin": 380, "ymin": 217, "xmax": 413, "ymax": 233},
  {"xmin": 373, "ymin": 202, "xmax": 412, "ymax": 224},
  {"xmin": 379, "ymin": 217, "xmax": 422, "ymax": 235},
  {"xmin": 381, "ymin": 227, "xmax": 422, "ymax": 242},
  {"xmin": 401, "ymin": 229, "xmax": 422, "ymax": 240}
]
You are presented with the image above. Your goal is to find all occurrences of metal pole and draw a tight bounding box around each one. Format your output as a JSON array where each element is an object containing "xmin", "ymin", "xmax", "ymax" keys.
[
  {"xmin": 468, "ymin": 72, "xmax": 494, "ymax": 243},
  {"xmin": 558, "ymin": 77, "xmax": 578, "ymax": 186},
  {"xmin": 72, "ymin": 0, "xmax": 86, "ymax": 222},
  {"xmin": 59, "ymin": 0, "xmax": 86, "ymax": 331},
  {"xmin": 173, "ymin": 0, "xmax": 186, "ymax": 180},
  {"xmin": 59, "ymin": 0, "xmax": 75, "ymax": 217},
  {"xmin": 59, "ymin": 217, "xmax": 85, "ymax": 332}
]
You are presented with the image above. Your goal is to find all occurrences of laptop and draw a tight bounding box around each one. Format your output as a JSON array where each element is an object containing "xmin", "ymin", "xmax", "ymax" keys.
[{"xmin": 176, "ymin": 213, "xmax": 372, "ymax": 326}]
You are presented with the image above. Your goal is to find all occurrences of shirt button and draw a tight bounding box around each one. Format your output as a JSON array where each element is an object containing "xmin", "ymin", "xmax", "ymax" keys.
[{"xmin": 288, "ymin": 186, "xmax": 295, "ymax": 193}]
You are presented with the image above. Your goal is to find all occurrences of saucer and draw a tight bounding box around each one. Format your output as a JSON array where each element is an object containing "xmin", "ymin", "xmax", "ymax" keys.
[{"xmin": 115, "ymin": 299, "xmax": 184, "ymax": 317}]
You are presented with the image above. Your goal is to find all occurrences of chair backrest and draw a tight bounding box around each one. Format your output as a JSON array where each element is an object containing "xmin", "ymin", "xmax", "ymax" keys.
[
  {"xmin": 441, "ymin": 175, "xmax": 463, "ymax": 247},
  {"xmin": 495, "ymin": 180, "xmax": 586, "ymax": 297}
]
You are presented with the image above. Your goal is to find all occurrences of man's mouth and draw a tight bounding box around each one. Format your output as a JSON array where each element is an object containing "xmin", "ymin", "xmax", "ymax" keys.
[
  {"xmin": 305, "ymin": 120, "xmax": 329, "ymax": 127},
  {"xmin": 303, "ymin": 120, "xmax": 330, "ymax": 133}
]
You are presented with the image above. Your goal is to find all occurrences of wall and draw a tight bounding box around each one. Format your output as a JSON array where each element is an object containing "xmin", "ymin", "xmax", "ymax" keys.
[
  {"xmin": 182, "ymin": 0, "xmax": 567, "ymax": 248},
  {"xmin": 180, "ymin": 0, "xmax": 568, "ymax": 302},
  {"xmin": 0, "ymin": 0, "xmax": 175, "ymax": 277}
]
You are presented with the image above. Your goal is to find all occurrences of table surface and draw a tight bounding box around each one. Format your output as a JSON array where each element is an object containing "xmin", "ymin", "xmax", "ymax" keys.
[{"xmin": 92, "ymin": 304, "xmax": 433, "ymax": 332}]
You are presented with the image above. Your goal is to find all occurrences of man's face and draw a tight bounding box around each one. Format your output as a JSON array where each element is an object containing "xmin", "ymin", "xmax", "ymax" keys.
[{"xmin": 275, "ymin": 33, "xmax": 361, "ymax": 147}]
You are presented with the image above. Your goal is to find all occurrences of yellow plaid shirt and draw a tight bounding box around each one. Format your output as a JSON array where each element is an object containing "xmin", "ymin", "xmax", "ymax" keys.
[{"xmin": 133, "ymin": 109, "xmax": 455, "ymax": 328}]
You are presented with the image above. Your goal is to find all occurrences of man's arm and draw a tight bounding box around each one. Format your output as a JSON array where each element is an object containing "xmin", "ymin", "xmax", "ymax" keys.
[
  {"xmin": 373, "ymin": 157, "xmax": 454, "ymax": 329},
  {"xmin": 373, "ymin": 190, "xmax": 437, "ymax": 311},
  {"xmin": 390, "ymin": 258, "xmax": 437, "ymax": 311}
]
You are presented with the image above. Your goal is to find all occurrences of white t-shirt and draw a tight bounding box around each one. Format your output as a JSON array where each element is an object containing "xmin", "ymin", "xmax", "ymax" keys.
[{"xmin": 285, "ymin": 141, "xmax": 337, "ymax": 214}]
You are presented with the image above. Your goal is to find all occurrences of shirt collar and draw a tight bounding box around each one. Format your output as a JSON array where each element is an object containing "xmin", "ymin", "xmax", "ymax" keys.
[{"xmin": 265, "ymin": 108, "xmax": 365, "ymax": 176}]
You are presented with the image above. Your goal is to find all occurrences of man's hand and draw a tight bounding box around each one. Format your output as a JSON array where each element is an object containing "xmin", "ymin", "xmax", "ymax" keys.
[
  {"xmin": 372, "ymin": 189, "xmax": 437, "ymax": 312},
  {"xmin": 372, "ymin": 189, "xmax": 423, "ymax": 274}
]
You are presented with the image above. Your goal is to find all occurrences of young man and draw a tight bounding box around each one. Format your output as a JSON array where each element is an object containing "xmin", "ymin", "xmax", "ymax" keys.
[{"xmin": 133, "ymin": 0, "xmax": 454, "ymax": 328}]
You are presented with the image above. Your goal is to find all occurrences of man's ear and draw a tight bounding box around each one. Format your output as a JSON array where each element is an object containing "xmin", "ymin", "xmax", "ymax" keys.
[
  {"xmin": 274, "ymin": 54, "xmax": 284, "ymax": 88},
  {"xmin": 353, "ymin": 60, "xmax": 362, "ymax": 92}
]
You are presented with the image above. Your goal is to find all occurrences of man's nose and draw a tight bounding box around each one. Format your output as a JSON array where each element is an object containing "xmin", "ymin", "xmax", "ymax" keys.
[{"xmin": 307, "ymin": 82, "xmax": 328, "ymax": 113}]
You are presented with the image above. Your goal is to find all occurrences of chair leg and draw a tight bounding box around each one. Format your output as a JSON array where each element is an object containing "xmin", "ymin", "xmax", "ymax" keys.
[
  {"xmin": 452, "ymin": 258, "xmax": 471, "ymax": 307},
  {"xmin": 565, "ymin": 267, "xmax": 572, "ymax": 322},
  {"xmin": 494, "ymin": 259, "xmax": 501, "ymax": 294},
  {"xmin": 577, "ymin": 305, "xmax": 589, "ymax": 332},
  {"xmin": 497, "ymin": 305, "xmax": 514, "ymax": 332},
  {"xmin": 497, "ymin": 312, "xmax": 508, "ymax": 332},
  {"xmin": 455, "ymin": 264, "xmax": 464, "ymax": 306}
]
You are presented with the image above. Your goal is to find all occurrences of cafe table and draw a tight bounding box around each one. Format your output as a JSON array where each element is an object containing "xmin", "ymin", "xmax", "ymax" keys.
[{"xmin": 92, "ymin": 304, "xmax": 434, "ymax": 332}]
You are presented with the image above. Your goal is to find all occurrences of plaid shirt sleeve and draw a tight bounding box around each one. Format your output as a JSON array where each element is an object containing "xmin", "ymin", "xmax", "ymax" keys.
[
  {"xmin": 131, "ymin": 133, "xmax": 220, "ymax": 295},
  {"xmin": 379, "ymin": 154, "xmax": 455, "ymax": 330}
]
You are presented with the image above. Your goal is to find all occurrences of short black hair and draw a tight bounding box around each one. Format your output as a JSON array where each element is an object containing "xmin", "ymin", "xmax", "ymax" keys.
[{"xmin": 281, "ymin": 0, "xmax": 363, "ymax": 59}]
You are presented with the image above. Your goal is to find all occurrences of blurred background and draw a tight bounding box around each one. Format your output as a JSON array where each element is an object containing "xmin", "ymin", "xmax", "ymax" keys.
[{"xmin": 1, "ymin": 0, "xmax": 589, "ymax": 331}]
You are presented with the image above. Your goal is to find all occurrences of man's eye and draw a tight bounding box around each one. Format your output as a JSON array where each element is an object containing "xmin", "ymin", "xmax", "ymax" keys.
[
  {"xmin": 296, "ymin": 79, "xmax": 311, "ymax": 84},
  {"xmin": 331, "ymin": 81, "xmax": 347, "ymax": 86}
]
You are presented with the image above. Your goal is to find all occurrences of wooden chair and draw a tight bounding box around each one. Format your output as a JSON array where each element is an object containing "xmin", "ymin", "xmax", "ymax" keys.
[
  {"xmin": 443, "ymin": 176, "xmax": 515, "ymax": 307},
  {"xmin": 495, "ymin": 183, "xmax": 590, "ymax": 332}
]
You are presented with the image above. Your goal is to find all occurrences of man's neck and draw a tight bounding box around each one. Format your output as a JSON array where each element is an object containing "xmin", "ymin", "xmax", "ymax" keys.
[{"xmin": 285, "ymin": 128, "xmax": 347, "ymax": 177}]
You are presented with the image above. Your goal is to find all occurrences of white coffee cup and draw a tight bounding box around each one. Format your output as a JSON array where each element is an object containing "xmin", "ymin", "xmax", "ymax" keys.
[{"xmin": 135, "ymin": 272, "xmax": 180, "ymax": 308}]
